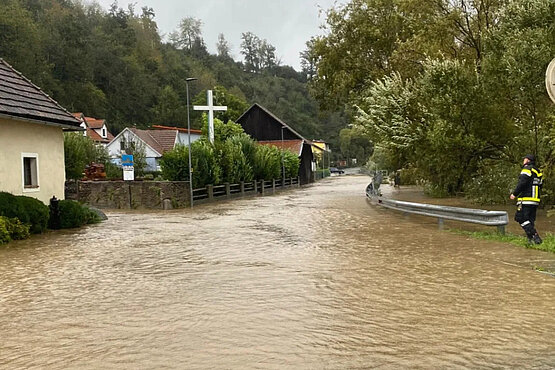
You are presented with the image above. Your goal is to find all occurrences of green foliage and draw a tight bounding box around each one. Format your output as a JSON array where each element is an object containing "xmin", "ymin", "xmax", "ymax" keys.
[
  {"xmin": 64, "ymin": 133, "xmax": 110, "ymax": 180},
  {"xmin": 58, "ymin": 200, "xmax": 100, "ymax": 229},
  {"xmin": 339, "ymin": 127, "xmax": 373, "ymax": 165},
  {"xmin": 160, "ymin": 144, "xmax": 190, "ymax": 181},
  {"xmin": 0, "ymin": 217, "xmax": 11, "ymax": 245},
  {"xmin": 105, "ymin": 161, "xmax": 122, "ymax": 180},
  {"xmin": 451, "ymin": 230, "xmax": 555, "ymax": 254},
  {"xmin": 200, "ymin": 116, "xmax": 245, "ymax": 143},
  {"xmin": 217, "ymin": 138, "xmax": 253, "ymax": 184},
  {"xmin": 464, "ymin": 160, "xmax": 520, "ymax": 205},
  {"xmin": 254, "ymin": 145, "xmax": 281, "ymax": 180},
  {"xmin": 190, "ymin": 140, "xmax": 221, "ymax": 188},
  {"xmin": 5, "ymin": 217, "xmax": 30, "ymax": 241},
  {"xmin": 15, "ymin": 196, "xmax": 49, "ymax": 234},
  {"xmin": 0, "ymin": 192, "xmax": 48, "ymax": 234},
  {"xmin": 282, "ymin": 150, "xmax": 300, "ymax": 178}
]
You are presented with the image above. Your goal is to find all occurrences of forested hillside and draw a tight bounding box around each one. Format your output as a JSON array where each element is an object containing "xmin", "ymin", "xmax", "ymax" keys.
[{"xmin": 0, "ymin": 0, "xmax": 345, "ymax": 148}]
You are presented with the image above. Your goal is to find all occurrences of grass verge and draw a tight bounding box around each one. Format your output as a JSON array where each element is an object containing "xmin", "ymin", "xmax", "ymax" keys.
[{"xmin": 449, "ymin": 230, "xmax": 555, "ymax": 254}]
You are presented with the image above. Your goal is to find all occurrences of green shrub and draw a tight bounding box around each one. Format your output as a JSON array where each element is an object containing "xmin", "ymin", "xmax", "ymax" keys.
[
  {"xmin": 5, "ymin": 217, "xmax": 30, "ymax": 240},
  {"xmin": 58, "ymin": 200, "xmax": 101, "ymax": 229},
  {"xmin": 190, "ymin": 140, "xmax": 221, "ymax": 188},
  {"xmin": 0, "ymin": 216, "xmax": 30, "ymax": 244},
  {"xmin": 15, "ymin": 196, "xmax": 49, "ymax": 233},
  {"xmin": 0, "ymin": 192, "xmax": 48, "ymax": 234},
  {"xmin": 0, "ymin": 217, "xmax": 11, "ymax": 245},
  {"xmin": 105, "ymin": 162, "xmax": 122, "ymax": 180},
  {"xmin": 282, "ymin": 150, "xmax": 300, "ymax": 178},
  {"xmin": 160, "ymin": 144, "xmax": 190, "ymax": 181},
  {"xmin": 254, "ymin": 144, "xmax": 281, "ymax": 180},
  {"xmin": 218, "ymin": 138, "xmax": 253, "ymax": 184},
  {"xmin": 0, "ymin": 192, "xmax": 26, "ymax": 221},
  {"xmin": 464, "ymin": 160, "xmax": 520, "ymax": 205}
]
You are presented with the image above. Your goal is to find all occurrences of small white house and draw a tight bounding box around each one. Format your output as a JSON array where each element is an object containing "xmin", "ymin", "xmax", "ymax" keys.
[
  {"xmin": 106, "ymin": 125, "xmax": 202, "ymax": 172},
  {"xmin": 72, "ymin": 113, "xmax": 114, "ymax": 146}
]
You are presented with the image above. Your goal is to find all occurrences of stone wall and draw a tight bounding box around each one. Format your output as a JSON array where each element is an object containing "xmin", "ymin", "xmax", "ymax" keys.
[{"xmin": 67, "ymin": 181, "xmax": 190, "ymax": 209}]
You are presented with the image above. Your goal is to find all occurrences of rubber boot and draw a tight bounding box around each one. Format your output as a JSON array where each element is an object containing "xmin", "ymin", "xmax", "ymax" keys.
[{"xmin": 532, "ymin": 233, "xmax": 542, "ymax": 245}]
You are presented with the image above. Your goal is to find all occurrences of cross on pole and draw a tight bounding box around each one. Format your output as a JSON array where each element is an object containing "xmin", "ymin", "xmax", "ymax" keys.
[{"xmin": 193, "ymin": 90, "xmax": 227, "ymax": 144}]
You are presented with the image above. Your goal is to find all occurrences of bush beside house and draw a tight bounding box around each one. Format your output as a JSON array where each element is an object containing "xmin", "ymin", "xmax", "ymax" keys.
[{"xmin": 0, "ymin": 192, "xmax": 100, "ymax": 245}]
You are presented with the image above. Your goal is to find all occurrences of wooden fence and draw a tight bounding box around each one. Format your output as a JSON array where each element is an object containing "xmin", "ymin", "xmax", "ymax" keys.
[{"xmin": 193, "ymin": 177, "xmax": 300, "ymax": 204}]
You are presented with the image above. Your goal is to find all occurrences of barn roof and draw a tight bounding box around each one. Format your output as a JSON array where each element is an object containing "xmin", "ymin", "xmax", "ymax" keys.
[
  {"xmin": 0, "ymin": 59, "xmax": 81, "ymax": 129},
  {"xmin": 236, "ymin": 103, "xmax": 307, "ymax": 141},
  {"xmin": 258, "ymin": 140, "xmax": 304, "ymax": 157}
]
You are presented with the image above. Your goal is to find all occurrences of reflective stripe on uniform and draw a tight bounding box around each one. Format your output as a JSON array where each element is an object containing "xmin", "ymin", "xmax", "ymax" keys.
[
  {"xmin": 521, "ymin": 169, "xmax": 532, "ymax": 176},
  {"xmin": 531, "ymin": 168, "xmax": 542, "ymax": 177},
  {"xmin": 521, "ymin": 221, "xmax": 531, "ymax": 226},
  {"xmin": 518, "ymin": 196, "xmax": 540, "ymax": 202}
]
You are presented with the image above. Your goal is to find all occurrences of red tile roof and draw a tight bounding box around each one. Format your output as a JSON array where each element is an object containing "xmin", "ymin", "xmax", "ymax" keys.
[
  {"xmin": 130, "ymin": 128, "xmax": 178, "ymax": 154},
  {"xmin": 152, "ymin": 124, "xmax": 202, "ymax": 134},
  {"xmin": 0, "ymin": 59, "xmax": 81, "ymax": 129},
  {"xmin": 73, "ymin": 112, "xmax": 114, "ymax": 143},
  {"xmin": 258, "ymin": 140, "xmax": 304, "ymax": 157}
]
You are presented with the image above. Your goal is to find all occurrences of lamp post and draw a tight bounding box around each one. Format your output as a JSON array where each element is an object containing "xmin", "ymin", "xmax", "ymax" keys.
[
  {"xmin": 281, "ymin": 126, "xmax": 285, "ymax": 185},
  {"xmin": 186, "ymin": 77, "xmax": 197, "ymax": 208}
]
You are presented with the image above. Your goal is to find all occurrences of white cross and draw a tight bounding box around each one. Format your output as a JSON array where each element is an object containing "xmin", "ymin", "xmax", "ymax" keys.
[{"xmin": 193, "ymin": 90, "xmax": 227, "ymax": 144}]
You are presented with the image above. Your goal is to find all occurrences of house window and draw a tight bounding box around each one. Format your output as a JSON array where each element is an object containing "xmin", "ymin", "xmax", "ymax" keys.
[
  {"xmin": 22, "ymin": 153, "xmax": 39, "ymax": 191},
  {"xmin": 120, "ymin": 139, "xmax": 126, "ymax": 151},
  {"xmin": 102, "ymin": 127, "xmax": 107, "ymax": 138}
]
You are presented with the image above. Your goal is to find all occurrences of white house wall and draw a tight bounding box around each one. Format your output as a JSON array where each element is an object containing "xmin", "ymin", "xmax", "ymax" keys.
[{"xmin": 176, "ymin": 132, "xmax": 201, "ymax": 145}]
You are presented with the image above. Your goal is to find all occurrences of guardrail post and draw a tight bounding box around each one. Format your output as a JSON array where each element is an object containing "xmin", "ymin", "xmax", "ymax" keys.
[
  {"xmin": 240, "ymin": 181, "xmax": 245, "ymax": 195},
  {"xmin": 261, "ymin": 180, "xmax": 265, "ymax": 195},
  {"xmin": 225, "ymin": 182, "xmax": 231, "ymax": 198},
  {"xmin": 438, "ymin": 218, "xmax": 444, "ymax": 230},
  {"xmin": 254, "ymin": 180, "xmax": 258, "ymax": 193},
  {"xmin": 272, "ymin": 179, "xmax": 276, "ymax": 194},
  {"xmin": 207, "ymin": 185, "xmax": 213, "ymax": 200},
  {"xmin": 497, "ymin": 225, "xmax": 505, "ymax": 235},
  {"xmin": 297, "ymin": 176, "xmax": 301, "ymax": 187}
]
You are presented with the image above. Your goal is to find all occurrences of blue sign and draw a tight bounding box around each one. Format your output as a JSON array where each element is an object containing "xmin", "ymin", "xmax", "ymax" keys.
[{"xmin": 122, "ymin": 154, "xmax": 134, "ymax": 167}]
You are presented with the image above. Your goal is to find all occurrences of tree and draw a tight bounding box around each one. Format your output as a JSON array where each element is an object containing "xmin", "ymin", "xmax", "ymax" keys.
[
  {"xmin": 64, "ymin": 133, "xmax": 110, "ymax": 180},
  {"xmin": 169, "ymin": 16, "xmax": 203, "ymax": 50},
  {"xmin": 240, "ymin": 31, "xmax": 262, "ymax": 72},
  {"xmin": 216, "ymin": 33, "xmax": 231, "ymax": 58}
]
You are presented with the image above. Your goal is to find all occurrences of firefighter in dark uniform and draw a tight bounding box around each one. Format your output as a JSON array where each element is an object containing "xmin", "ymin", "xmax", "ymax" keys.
[{"xmin": 510, "ymin": 154, "xmax": 543, "ymax": 244}]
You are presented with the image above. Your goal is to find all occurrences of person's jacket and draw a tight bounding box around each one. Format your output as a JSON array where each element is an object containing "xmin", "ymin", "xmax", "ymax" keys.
[{"xmin": 513, "ymin": 164, "xmax": 543, "ymax": 205}]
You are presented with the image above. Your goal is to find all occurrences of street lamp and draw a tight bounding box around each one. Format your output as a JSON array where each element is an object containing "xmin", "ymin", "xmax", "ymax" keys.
[
  {"xmin": 281, "ymin": 126, "xmax": 286, "ymax": 185},
  {"xmin": 186, "ymin": 77, "xmax": 197, "ymax": 208}
]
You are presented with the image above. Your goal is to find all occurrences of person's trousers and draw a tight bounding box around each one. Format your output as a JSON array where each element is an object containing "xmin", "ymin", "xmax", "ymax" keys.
[{"xmin": 514, "ymin": 204, "xmax": 538, "ymax": 238}]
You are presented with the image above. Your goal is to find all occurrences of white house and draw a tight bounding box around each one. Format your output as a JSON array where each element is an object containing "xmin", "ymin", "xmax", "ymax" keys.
[
  {"xmin": 106, "ymin": 125, "xmax": 202, "ymax": 172},
  {"xmin": 72, "ymin": 113, "xmax": 114, "ymax": 146},
  {"xmin": 0, "ymin": 58, "xmax": 82, "ymax": 203}
]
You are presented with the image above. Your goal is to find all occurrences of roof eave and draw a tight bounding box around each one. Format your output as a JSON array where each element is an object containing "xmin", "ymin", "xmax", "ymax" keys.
[{"xmin": 0, "ymin": 113, "xmax": 83, "ymax": 131}]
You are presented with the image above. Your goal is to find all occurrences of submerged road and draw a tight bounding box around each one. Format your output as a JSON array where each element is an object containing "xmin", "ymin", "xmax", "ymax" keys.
[{"xmin": 0, "ymin": 175, "xmax": 554, "ymax": 368}]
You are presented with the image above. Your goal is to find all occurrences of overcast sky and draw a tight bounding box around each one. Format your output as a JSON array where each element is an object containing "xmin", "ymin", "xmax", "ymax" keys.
[{"xmin": 90, "ymin": 0, "xmax": 342, "ymax": 70}]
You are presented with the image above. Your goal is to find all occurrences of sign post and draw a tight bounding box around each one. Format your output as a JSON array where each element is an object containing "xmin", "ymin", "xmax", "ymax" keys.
[
  {"xmin": 122, "ymin": 154, "xmax": 134, "ymax": 181},
  {"xmin": 193, "ymin": 90, "xmax": 227, "ymax": 144}
]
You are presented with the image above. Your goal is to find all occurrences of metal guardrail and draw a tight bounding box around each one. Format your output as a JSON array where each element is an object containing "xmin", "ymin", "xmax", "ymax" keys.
[{"xmin": 367, "ymin": 190, "xmax": 509, "ymax": 234}]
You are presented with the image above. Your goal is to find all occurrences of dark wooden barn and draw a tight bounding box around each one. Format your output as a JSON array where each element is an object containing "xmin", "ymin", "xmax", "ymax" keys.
[{"xmin": 236, "ymin": 104, "xmax": 315, "ymax": 184}]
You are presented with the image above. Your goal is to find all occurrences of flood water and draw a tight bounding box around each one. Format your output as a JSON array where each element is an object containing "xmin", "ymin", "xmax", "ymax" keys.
[{"xmin": 1, "ymin": 175, "xmax": 554, "ymax": 369}]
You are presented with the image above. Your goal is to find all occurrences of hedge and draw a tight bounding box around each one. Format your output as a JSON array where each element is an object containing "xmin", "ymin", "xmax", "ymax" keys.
[{"xmin": 0, "ymin": 192, "xmax": 48, "ymax": 234}]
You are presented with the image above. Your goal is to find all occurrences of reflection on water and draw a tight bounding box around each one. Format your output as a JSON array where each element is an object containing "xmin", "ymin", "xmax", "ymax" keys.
[{"xmin": 0, "ymin": 176, "xmax": 554, "ymax": 369}]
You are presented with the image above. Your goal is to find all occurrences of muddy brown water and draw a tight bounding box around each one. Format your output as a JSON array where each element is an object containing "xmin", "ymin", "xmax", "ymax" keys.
[{"xmin": 1, "ymin": 176, "xmax": 553, "ymax": 369}]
